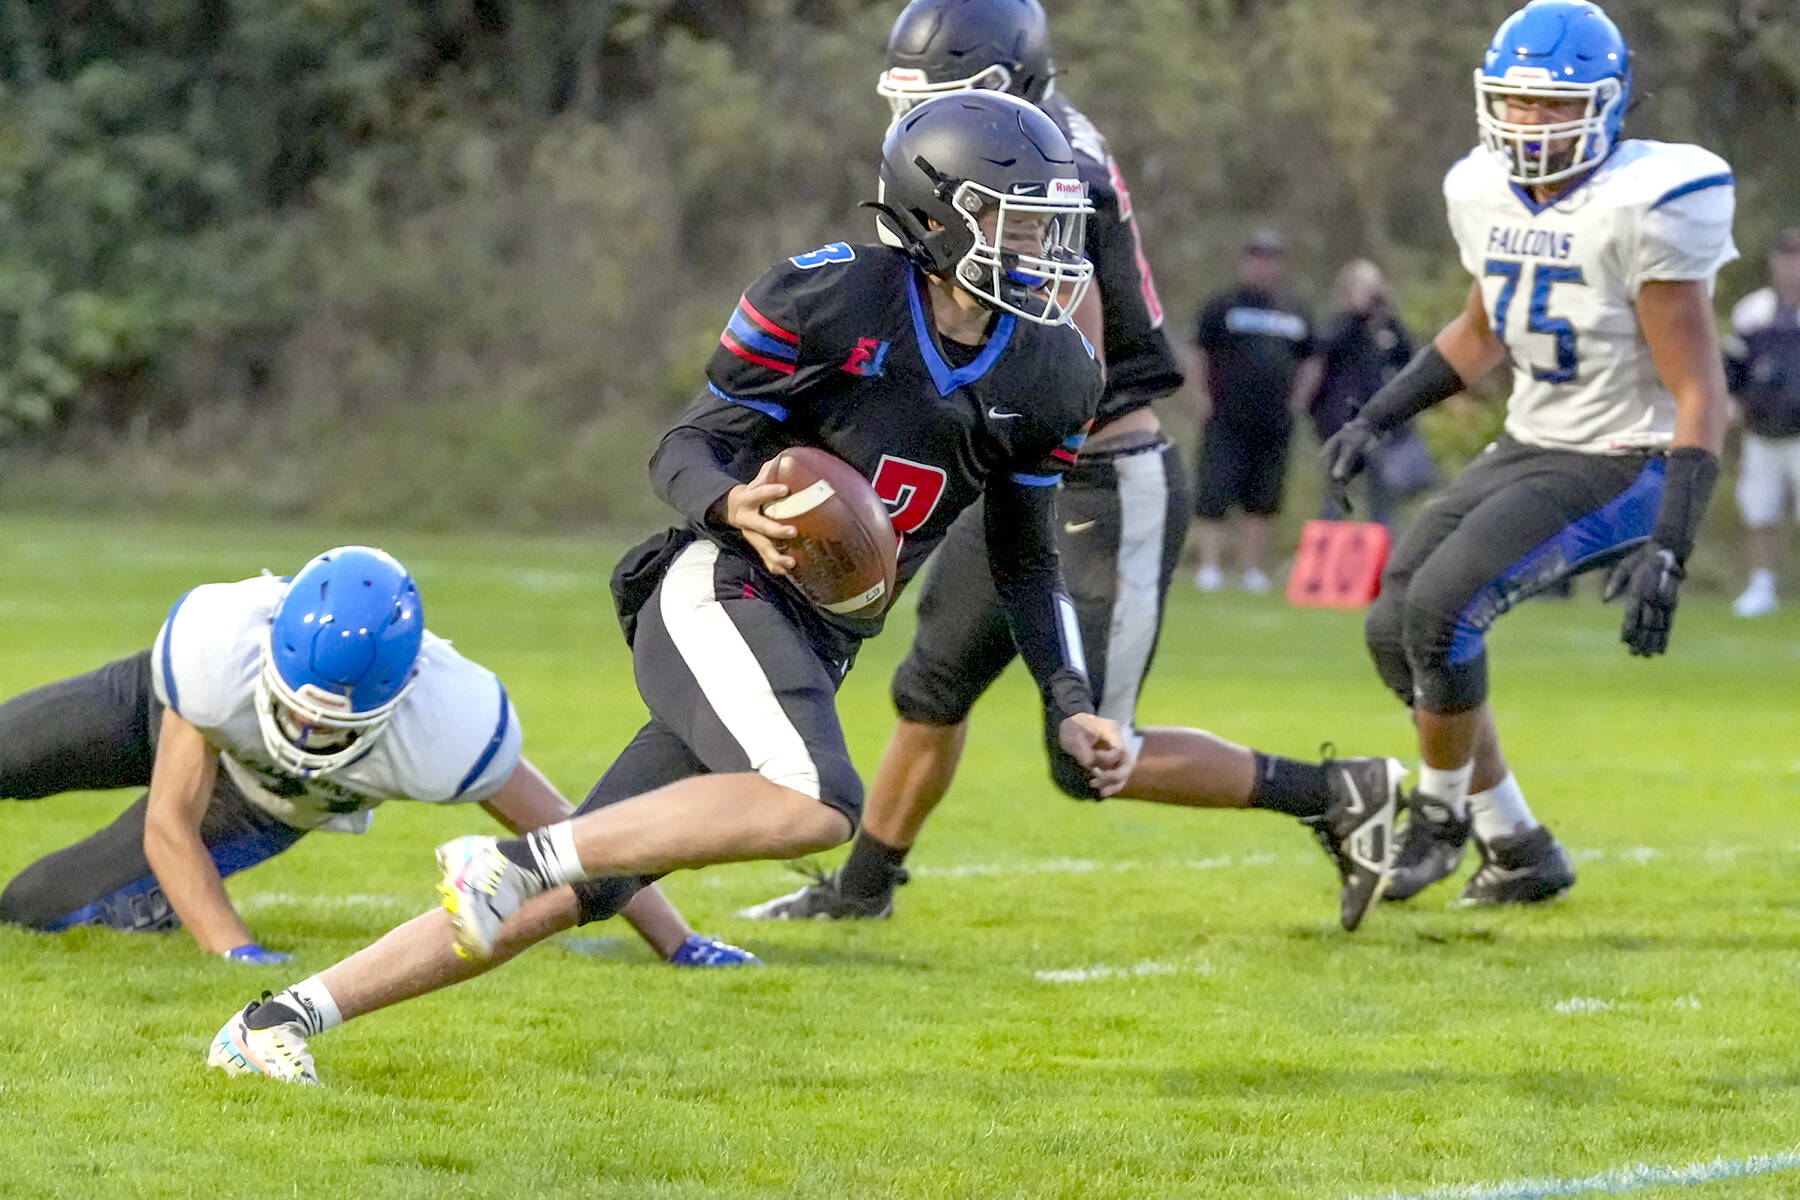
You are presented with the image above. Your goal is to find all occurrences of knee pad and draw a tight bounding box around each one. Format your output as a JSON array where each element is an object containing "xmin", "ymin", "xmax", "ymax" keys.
[
  {"xmin": 890, "ymin": 652, "xmax": 979, "ymax": 727},
  {"xmin": 1364, "ymin": 591, "xmax": 1414, "ymax": 705},
  {"xmin": 571, "ymin": 875, "xmax": 651, "ymax": 926}
]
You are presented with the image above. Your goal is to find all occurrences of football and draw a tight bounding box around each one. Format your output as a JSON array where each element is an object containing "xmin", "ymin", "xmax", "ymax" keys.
[{"xmin": 764, "ymin": 446, "xmax": 899, "ymax": 619}]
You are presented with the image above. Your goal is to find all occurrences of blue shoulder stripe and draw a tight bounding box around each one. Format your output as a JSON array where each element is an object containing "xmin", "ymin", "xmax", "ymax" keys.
[
  {"xmin": 455, "ymin": 682, "xmax": 511, "ymax": 798},
  {"xmin": 1649, "ymin": 172, "xmax": 1734, "ymax": 212},
  {"xmin": 726, "ymin": 310, "xmax": 799, "ymax": 362},
  {"xmin": 707, "ymin": 382, "xmax": 789, "ymax": 422},
  {"xmin": 158, "ymin": 588, "xmax": 195, "ymax": 715}
]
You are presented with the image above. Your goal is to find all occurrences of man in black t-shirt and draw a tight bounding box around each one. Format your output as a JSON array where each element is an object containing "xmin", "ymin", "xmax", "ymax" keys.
[{"xmin": 1189, "ymin": 231, "xmax": 1319, "ymax": 593}]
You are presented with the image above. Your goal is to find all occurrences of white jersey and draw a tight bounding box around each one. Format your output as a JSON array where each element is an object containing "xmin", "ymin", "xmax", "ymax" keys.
[
  {"xmin": 1444, "ymin": 139, "xmax": 1737, "ymax": 453},
  {"xmin": 149, "ymin": 575, "xmax": 522, "ymax": 833}
]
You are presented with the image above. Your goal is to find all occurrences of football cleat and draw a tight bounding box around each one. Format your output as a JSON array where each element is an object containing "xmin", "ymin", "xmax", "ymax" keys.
[
  {"xmin": 207, "ymin": 995, "xmax": 318, "ymax": 1084},
  {"xmin": 1315, "ymin": 756, "xmax": 1404, "ymax": 931},
  {"xmin": 1456, "ymin": 825, "xmax": 1576, "ymax": 906},
  {"xmin": 735, "ymin": 865, "xmax": 904, "ymax": 921},
  {"xmin": 668, "ymin": 934, "xmax": 763, "ymax": 967},
  {"xmin": 1382, "ymin": 792, "xmax": 1473, "ymax": 902},
  {"xmin": 436, "ymin": 835, "xmax": 544, "ymax": 961}
]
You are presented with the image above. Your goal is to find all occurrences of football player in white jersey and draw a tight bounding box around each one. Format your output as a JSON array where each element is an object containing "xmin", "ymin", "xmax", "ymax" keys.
[
  {"xmin": 0, "ymin": 546, "xmax": 752, "ymax": 968},
  {"xmin": 1323, "ymin": 0, "xmax": 1734, "ymax": 905}
]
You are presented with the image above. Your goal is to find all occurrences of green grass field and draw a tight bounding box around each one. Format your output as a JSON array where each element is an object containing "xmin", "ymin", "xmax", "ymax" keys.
[{"xmin": 2, "ymin": 512, "xmax": 1797, "ymax": 1200}]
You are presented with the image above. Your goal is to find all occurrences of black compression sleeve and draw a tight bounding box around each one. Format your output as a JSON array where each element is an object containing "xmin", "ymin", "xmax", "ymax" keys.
[
  {"xmin": 984, "ymin": 481, "xmax": 1095, "ymax": 726},
  {"xmin": 649, "ymin": 390, "xmax": 785, "ymax": 527},
  {"xmin": 1355, "ymin": 343, "xmax": 1465, "ymax": 433},
  {"xmin": 1652, "ymin": 446, "xmax": 1720, "ymax": 565}
]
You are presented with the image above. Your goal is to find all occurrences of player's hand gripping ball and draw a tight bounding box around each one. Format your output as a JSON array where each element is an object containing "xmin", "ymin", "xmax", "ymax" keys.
[{"xmin": 763, "ymin": 448, "xmax": 899, "ymax": 619}]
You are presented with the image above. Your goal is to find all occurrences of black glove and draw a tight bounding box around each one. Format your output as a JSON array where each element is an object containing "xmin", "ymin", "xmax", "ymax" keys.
[
  {"xmin": 1320, "ymin": 420, "xmax": 1381, "ymax": 512},
  {"xmin": 1602, "ymin": 541, "xmax": 1684, "ymax": 657}
]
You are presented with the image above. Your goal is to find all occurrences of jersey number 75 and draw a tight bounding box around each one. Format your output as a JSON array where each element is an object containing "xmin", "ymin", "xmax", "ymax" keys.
[{"xmin": 1485, "ymin": 259, "xmax": 1586, "ymax": 384}]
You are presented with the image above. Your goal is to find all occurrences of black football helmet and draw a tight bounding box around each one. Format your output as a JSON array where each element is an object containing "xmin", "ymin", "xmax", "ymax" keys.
[
  {"xmin": 871, "ymin": 91, "xmax": 1092, "ymax": 326},
  {"xmin": 878, "ymin": 0, "xmax": 1054, "ymax": 118}
]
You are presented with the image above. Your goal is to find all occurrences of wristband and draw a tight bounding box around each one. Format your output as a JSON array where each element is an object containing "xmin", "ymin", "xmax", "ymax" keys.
[
  {"xmin": 1358, "ymin": 343, "xmax": 1465, "ymax": 433},
  {"xmin": 1652, "ymin": 446, "xmax": 1719, "ymax": 565}
]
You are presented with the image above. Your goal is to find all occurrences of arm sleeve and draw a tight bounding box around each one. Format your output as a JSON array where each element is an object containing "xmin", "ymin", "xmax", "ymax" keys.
[
  {"xmin": 983, "ymin": 476, "xmax": 1094, "ymax": 728},
  {"xmin": 1083, "ymin": 161, "xmax": 1182, "ymax": 397},
  {"xmin": 1630, "ymin": 180, "xmax": 1738, "ymax": 297},
  {"xmin": 649, "ymin": 387, "xmax": 791, "ymax": 527}
]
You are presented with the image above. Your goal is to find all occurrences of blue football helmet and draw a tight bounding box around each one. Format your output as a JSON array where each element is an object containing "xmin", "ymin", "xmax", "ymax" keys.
[
  {"xmin": 255, "ymin": 546, "xmax": 424, "ymax": 776},
  {"xmin": 1475, "ymin": 0, "xmax": 1631, "ymax": 186}
]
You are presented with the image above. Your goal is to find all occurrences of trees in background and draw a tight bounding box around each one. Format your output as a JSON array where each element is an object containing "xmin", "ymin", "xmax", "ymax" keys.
[{"xmin": 0, "ymin": 0, "xmax": 1794, "ymax": 526}]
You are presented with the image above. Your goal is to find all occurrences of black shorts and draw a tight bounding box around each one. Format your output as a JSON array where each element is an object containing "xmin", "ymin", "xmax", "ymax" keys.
[
  {"xmin": 587, "ymin": 539, "xmax": 864, "ymax": 823},
  {"xmin": 568, "ymin": 539, "xmax": 865, "ymax": 925},
  {"xmin": 891, "ymin": 437, "xmax": 1189, "ymax": 798},
  {"xmin": 1365, "ymin": 437, "xmax": 1662, "ymax": 712},
  {"xmin": 1193, "ymin": 419, "xmax": 1290, "ymax": 518},
  {"xmin": 0, "ymin": 651, "xmax": 305, "ymax": 931}
]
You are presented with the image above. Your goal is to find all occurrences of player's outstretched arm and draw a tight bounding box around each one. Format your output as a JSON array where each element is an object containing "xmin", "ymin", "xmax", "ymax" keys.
[
  {"xmin": 1322, "ymin": 282, "xmax": 1504, "ymax": 492},
  {"xmin": 1602, "ymin": 279, "xmax": 1728, "ymax": 656},
  {"xmin": 479, "ymin": 757, "xmax": 575, "ymax": 833},
  {"xmin": 141, "ymin": 712, "xmax": 263, "ymax": 957}
]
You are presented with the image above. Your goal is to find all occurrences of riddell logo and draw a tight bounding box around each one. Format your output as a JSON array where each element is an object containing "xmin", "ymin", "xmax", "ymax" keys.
[
  {"xmin": 1049, "ymin": 178, "xmax": 1085, "ymax": 201},
  {"xmin": 294, "ymin": 684, "xmax": 352, "ymax": 712},
  {"xmin": 842, "ymin": 337, "xmax": 891, "ymax": 377}
]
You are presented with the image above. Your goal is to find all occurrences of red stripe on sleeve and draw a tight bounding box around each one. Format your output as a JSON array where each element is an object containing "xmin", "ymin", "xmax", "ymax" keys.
[
  {"xmin": 720, "ymin": 330, "xmax": 797, "ymax": 375},
  {"xmin": 737, "ymin": 296, "xmax": 800, "ymax": 345}
]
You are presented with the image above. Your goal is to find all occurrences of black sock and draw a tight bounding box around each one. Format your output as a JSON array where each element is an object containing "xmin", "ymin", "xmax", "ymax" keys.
[
  {"xmin": 1248, "ymin": 753, "xmax": 1331, "ymax": 820},
  {"xmin": 836, "ymin": 829, "xmax": 910, "ymax": 899}
]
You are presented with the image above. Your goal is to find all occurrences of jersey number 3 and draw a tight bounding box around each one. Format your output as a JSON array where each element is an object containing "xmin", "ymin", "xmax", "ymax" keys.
[
  {"xmin": 1485, "ymin": 259, "xmax": 1586, "ymax": 384},
  {"xmin": 871, "ymin": 454, "xmax": 946, "ymax": 536}
]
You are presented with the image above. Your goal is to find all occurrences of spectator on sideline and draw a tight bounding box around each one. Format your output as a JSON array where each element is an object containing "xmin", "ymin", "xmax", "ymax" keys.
[
  {"xmin": 1188, "ymin": 230, "xmax": 1320, "ymax": 592},
  {"xmin": 1309, "ymin": 259, "xmax": 1428, "ymax": 527},
  {"xmin": 1726, "ymin": 226, "xmax": 1800, "ymax": 618}
]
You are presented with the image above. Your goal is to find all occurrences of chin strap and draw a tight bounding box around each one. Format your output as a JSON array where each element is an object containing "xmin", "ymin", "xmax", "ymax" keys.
[{"xmin": 862, "ymin": 200, "xmax": 964, "ymax": 277}]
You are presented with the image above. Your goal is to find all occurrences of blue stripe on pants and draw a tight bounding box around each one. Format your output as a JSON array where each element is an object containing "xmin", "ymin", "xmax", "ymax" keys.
[{"xmin": 1448, "ymin": 457, "xmax": 1665, "ymax": 666}]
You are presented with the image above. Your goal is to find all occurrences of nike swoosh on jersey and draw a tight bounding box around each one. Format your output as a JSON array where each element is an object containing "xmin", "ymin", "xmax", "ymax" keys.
[
  {"xmin": 987, "ymin": 408, "xmax": 1023, "ymax": 420},
  {"xmin": 1063, "ymin": 519, "xmax": 1098, "ymax": 534}
]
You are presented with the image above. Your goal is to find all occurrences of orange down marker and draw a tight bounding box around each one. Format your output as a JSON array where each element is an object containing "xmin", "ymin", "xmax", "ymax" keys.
[{"xmin": 1285, "ymin": 520, "xmax": 1392, "ymax": 609}]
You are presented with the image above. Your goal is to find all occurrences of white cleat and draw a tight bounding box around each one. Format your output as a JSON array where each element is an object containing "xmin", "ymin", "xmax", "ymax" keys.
[
  {"xmin": 1193, "ymin": 564, "xmax": 1224, "ymax": 592},
  {"xmin": 1240, "ymin": 567, "xmax": 1272, "ymax": 595},
  {"xmin": 436, "ymin": 835, "xmax": 543, "ymax": 961},
  {"xmin": 207, "ymin": 999, "xmax": 318, "ymax": 1084}
]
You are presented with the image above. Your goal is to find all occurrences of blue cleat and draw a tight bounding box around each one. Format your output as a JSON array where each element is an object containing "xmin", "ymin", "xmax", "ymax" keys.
[{"xmin": 667, "ymin": 934, "xmax": 762, "ymax": 967}]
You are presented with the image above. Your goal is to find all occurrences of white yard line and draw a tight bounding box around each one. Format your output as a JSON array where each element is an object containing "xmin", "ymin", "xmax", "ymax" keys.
[
  {"xmin": 1345, "ymin": 1149, "xmax": 1800, "ymax": 1200},
  {"xmin": 1034, "ymin": 957, "xmax": 1215, "ymax": 984},
  {"xmin": 238, "ymin": 891, "xmax": 420, "ymax": 912}
]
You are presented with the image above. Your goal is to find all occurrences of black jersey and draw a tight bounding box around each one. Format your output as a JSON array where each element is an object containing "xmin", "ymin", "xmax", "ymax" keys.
[
  {"xmin": 1043, "ymin": 92, "xmax": 1184, "ymax": 425},
  {"xmin": 645, "ymin": 242, "xmax": 1103, "ymax": 723}
]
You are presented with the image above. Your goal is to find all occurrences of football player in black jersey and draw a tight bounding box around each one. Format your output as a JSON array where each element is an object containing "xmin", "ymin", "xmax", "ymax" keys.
[
  {"xmin": 739, "ymin": 0, "xmax": 1402, "ymax": 934},
  {"xmin": 205, "ymin": 92, "xmax": 1138, "ymax": 1081}
]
